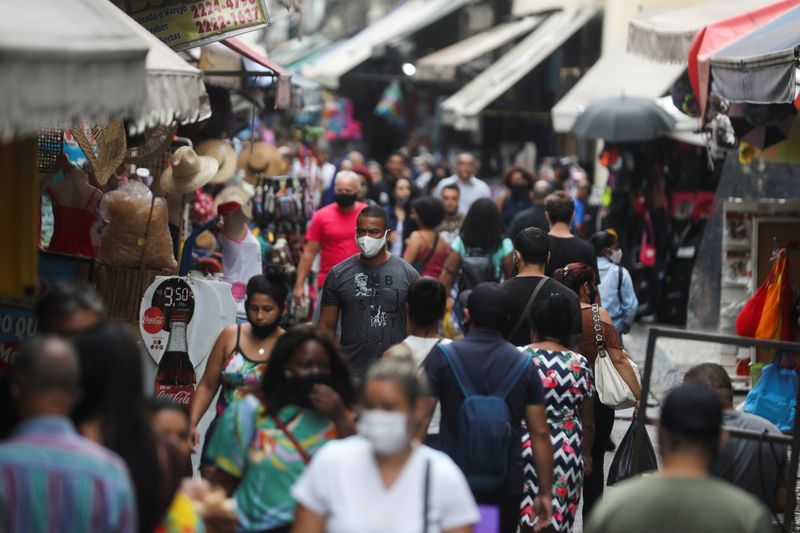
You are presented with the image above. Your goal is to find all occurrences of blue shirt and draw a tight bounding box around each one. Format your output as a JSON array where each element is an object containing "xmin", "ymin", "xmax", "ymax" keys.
[
  {"xmin": 0, "ymin": 416, "xmax": 136, "ymax": 533},
  {"xmin": 423, "ymin": 328, "xmax": 545, "ymax": 496},
  {"xmin": 597, "ymin": 257, "xmax": 638, "ymax": 334}
]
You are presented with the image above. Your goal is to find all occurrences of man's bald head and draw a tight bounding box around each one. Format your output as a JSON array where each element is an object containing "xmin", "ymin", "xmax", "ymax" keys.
[
  {"xmin": 533, "ymin": 180, "xmax": 554, "ymax": 203},
  {"xmin": 12, "ymin": 336, "xmax": 80, "ymax": 416},
  {"xmin": 334, "ymin": 170, "xmax": 359, "ymax": 191}
]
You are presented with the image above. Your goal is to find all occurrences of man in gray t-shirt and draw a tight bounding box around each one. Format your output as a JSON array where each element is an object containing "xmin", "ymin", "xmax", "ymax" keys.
[
  {"xmin": 685, "ymin": 363, "xmax": 788, "ymax": 511},
  {"xmin": 320, "ymin": 206, "xmax": 419, "ymax": 379}
]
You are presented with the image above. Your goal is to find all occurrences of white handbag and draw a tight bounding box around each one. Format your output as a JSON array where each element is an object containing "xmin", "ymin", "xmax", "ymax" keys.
[{"xmin": 592, "ymin": 304, "xmax": 640, "ymax": 409}]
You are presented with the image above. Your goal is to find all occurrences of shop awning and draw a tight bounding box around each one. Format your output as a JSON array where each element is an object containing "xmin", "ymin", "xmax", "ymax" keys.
[
  {"xmin": 441, "ymin": 8, "xmax": 597, "ymax": 132},
  {"xmin": 222, "ymin": 37, "xmax": 293, "ymax": 108},
  {"xmin": 709, "ymin": 5, "xmax": 800, "ymax": 106},
  {"xmin": 687, "ymin": 0, "xmax": 800, "ymax": 119},
  {"xmin": 300, "ymin": 0, "xmax": 469, "ymax": 89},
  {"xmin": 105, "ymin": 1, "xmax": 212, "ymax": 134},
  {"xmin": 626, "ymin": 0, "xmax": 776, "ymax": 63},
  {"xmin": 551, "ymin": 44, "xmax": 690, "ymax": 136},
  {"xmin": 512, "ymin": 0, "xmax": 581, "ymax": 16},
  {"xmin": 0, "ymin": 0, "xmax": 149, "ymax": 140},
  {"xmin": 416, "ymin": 16, "xmax": 544, "ymax": 81}
]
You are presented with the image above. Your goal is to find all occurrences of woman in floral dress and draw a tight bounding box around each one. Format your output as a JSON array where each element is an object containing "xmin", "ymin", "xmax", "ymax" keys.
[{"xmin": 520, "ymin": 293, "xmax": 595, "ymax": 532}]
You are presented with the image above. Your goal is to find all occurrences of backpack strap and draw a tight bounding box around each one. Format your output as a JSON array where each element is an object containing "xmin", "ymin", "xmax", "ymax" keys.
[
  {"xmin": 495, "ymin": 354, "xmax": 532, "ymax": 400},
  {"xmin": 508, "ymin": 277, "xmax": 550, "ymax": 342},
  {"xmin": 439, "ymin": 343, "xmax": 476, "ymax": 398}
]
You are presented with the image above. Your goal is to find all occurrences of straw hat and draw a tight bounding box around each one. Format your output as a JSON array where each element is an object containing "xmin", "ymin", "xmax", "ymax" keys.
[
  {"xmin": 124, "ymin": 124, "xmax": 177, "ymax": 165},
  {"xmin": 215, "ymin": 185, "xmax": 253, "ymax": 219},
  {"xmin": 196, "ymin": 139, "xmax": 237, "ymax": 184},
  {"xmin": 237, "ymin": 142, "xmax": 283, "ymax": 184},
  {"xmin": 160, "ymin": 146, "xmax": 219, "ymax": 194},
  {"xmin": 70, "ymin": 120, "xmax": 127, "ymax": 185}
]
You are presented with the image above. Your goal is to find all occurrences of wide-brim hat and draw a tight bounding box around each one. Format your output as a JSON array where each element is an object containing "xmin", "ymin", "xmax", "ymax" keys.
[
  {"xmin": 237, "ymin": 142, "xmax": 283, "ymax": 184},
  {"xmin": 196, "ymin": 139, "xmax": 237, "ymax": 184},
  {"xmin": 161, "ymin": 146, "xmax": 219, "ymax": 194},
  {"xmin": 70, "ymin": 120, "xmax": 127, "ymax": 185},
  {"xmin": 215, "ymin": 185, "xmax": 253, "ymax": 219}
]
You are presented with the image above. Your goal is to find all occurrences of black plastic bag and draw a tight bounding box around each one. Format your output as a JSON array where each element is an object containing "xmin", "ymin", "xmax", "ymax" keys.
[{"xmin": 607, "ymin": 420, "xmax": 658, "ymax": 486}]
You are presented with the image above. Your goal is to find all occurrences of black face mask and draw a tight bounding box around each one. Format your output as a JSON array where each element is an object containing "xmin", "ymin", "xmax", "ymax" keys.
[
  {"xmin": 250, "ymin": 321, "xmax": 280, "ymax": 339},
  {"xmin": 334, "ymin": 193, "xmax": 357, "ymax": 208},
  {"xmin": 288, "ymin": 373, "xmax": 331, "ymax": 407},
  {"xmin": 510, "ymin": 184, "xmax": 529, "ymax": 197}
]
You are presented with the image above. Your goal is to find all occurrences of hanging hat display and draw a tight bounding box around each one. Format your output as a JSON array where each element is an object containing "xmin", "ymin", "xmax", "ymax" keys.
[
  {"xmin": 196, "ymin": 139, "xmax": 238, "ymax": 184},
  {"xmin": 237, "ymin": 141, "xmax": 282, "ymax": 184},
  {"xmin": 124, "ymin": 124, "xmax": 177, "ymax": 165},
  {"xmin": 160, "ymin": 146, "xmax": 219, "ymax": 194},
  {"xmin": 70, "ymin": 119, "xmax": 127, "ymax": 185},
  {"xmin": 215, "ymin": 185, "xmax": 253, "ymax": 219}
]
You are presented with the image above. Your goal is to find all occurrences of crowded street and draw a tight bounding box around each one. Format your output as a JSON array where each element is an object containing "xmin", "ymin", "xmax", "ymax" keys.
[{"xmin": 2, "ymin": 0, "xmax": 800, "ymax": 532}]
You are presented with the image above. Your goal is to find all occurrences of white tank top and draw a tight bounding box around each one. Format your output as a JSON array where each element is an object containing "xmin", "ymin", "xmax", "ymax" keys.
[{"xmin": 221, "ymin": 228, "xmax": 262, "ymax": 300}]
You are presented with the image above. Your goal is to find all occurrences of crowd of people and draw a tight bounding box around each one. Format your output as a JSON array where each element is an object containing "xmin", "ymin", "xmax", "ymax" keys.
[{"xmin": 0, "ymin": 148, "xmax": 786, "ymax": 533}]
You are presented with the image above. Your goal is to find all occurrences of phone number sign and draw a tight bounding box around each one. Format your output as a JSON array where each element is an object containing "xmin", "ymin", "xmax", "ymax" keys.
[{"xmin": 112, "ymin": 0, "xmax": 270, "ymax": 51}]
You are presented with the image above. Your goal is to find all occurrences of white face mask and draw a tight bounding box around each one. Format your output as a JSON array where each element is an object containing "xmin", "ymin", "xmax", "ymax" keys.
[
  {"xmin": 609, "ymin": 248, "xmax": 623, "ymax": 265},
  {"xmin": 357, "ymin": 410, "xmax": 409, "ymax": 455},
  {"xmin": 356, "ymin": 231, "xmax": 388, "ymax": 258}
]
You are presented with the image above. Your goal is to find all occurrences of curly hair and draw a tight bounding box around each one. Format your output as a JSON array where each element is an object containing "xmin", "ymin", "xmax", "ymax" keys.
[
  {"xmin": 261, "ymin": 326, "xmax": 355, "ymax": 414},
  {"xmin": 501, "ymin": 165, "xmax": 535, "ymax": 189}
]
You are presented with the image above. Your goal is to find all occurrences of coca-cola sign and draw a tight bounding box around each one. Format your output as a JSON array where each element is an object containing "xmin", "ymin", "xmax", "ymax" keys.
[
  {"xmin": 142, "ymin": 306, "xmax": 165, "ymax": 334},
  {"xmin": 155, "ymin": 385, "xmax": 194, "ymax": 405}
]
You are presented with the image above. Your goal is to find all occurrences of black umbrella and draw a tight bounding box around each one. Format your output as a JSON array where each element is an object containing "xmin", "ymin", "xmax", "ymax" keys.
[{"xmin": 571, "ymin": 96, "xmax": 676, "ymax": 142}]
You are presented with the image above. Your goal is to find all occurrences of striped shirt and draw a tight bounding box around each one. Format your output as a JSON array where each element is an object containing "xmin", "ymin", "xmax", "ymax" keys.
[{"xmin": 0, "ymin": 416, "xmax": 136, "ymax": 533}]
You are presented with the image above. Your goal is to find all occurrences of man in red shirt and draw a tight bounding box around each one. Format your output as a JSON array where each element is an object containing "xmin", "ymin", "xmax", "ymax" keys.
[{"xmin": 293, "ymin": 171, "xmax": 365, "ymax": 321}]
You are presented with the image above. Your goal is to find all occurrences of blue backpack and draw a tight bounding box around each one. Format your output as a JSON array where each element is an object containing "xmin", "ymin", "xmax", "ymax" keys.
[{"xmin": 439, "ymin": 343, "xmax": 531, "ymax": 493}]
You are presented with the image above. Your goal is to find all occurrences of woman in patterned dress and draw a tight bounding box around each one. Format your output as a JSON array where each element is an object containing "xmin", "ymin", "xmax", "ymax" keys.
[{"xmin": 520, "ymin": 292, "xmax": 595, "ymax": 532}]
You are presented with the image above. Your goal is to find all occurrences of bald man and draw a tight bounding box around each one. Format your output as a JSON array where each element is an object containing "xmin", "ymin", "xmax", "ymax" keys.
[
  {"xmin": 507, "ymin": 180, "xmax": 554, "ymax": 239},
  {"xmin": 294, "ymin": 171, "xmax": 367, "ymax": 321},
  {"xmin": 433, "ymin": 153, "xmax": 491, "ymax": 214},
  {"xmin": 0, "ymin": 337, "xmax": 136, "ymax": 532}
]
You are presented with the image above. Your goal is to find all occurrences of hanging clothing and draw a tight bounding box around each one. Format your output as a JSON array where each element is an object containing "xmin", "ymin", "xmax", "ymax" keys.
[
  {"xmin": 520, "ymin": 347, "xmax": 594, "ymax": 533},
  {"xmin": 215, "ymin": 324, "xmax": 268, "ymax": 417},
  {"xmin": 46, "ymin": 187, "xmax": 99, "ymax": 257},
  {"xmin": 220, "ymin": 226, "xmax": 263, "ymax": 294}
]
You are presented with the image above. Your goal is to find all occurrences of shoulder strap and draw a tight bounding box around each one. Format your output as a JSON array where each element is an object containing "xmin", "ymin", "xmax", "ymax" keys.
[
  {"xmin": 271, "ymin": 413, "xmax": 312, "ymax": 464},
  {"xmin": 234, "ymin": 324, "xmax": 242, "ymax": 352},
  {"xmin": 617, "ymin": 265, "xmax": 625, "ymax": 305},
  {"xmin": 439, "ymin": 343, "xmax": 476, "ymax": 398},
  {"xmin": 418, "ymin": 232, "xmax": 439, "ymax": 268},
  {"xmin": 508, "ymin": 277, "xmax": 550, "ymax": 341},
  {"xmin": 83, "ymin": 189, "xmax": 99, "ymax": 210},
  {"xmin": 422, "ymin": 457, "xmax": 431, "ymax": 533},
  {"xmin": 591, "ymin": 304, "xmax": 607, "ymax": 355},
  {"xmin": 495, "ymin": 354, "xmax": 532, "ymax": 400},
  {"xmin": 47, "ymin": 186, "xmax": 59, "ymax": 206}
]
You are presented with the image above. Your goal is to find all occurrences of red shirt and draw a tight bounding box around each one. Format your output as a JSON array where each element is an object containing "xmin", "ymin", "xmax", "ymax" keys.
[{"xmin": 305, "ymin": 202, "xmax": 365, "ymax": 289}]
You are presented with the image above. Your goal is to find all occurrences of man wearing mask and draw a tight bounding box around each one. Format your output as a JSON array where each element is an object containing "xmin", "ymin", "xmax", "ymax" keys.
[
  {"xmin": 294, "ymin": 171, "xmax": 366, "ymax": 322},
  {"xmin": 433, "ymin": 153, "xmax": 491, "ymax": 214},
  {"xmin": 319, "ymin": 206, "xmax": 420, "ymax": 380},
  {"xmin": 437, "ymin": 184, "xmax": 464, "ymax": 245}
]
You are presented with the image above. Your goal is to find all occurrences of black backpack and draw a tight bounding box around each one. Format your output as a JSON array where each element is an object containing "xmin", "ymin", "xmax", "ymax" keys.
[{"xmin": 458, "ymin": 246, "xmax": 498, "ymax": 292}]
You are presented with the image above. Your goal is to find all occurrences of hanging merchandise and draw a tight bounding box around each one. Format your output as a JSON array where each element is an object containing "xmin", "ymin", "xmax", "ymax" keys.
[
  {"xmin": 196, "ymin": 139, "xmax": 238, "ymax": 185},
  {"xmin": 639, "ymin": 211, "xmax": 657, "ymax": 268},
  {"xmin": 736, "ymin": 249, "xmax": 794, "ymax": 340},
  {"xmin": 215, "ymin": 186, "xmax": 262, "ymax": 303},
  {"xmin": 140, "ymin": 276, "xmax": 237, "ymax": 373},
  {"xmin": 742, "ymin": 352, "xmax": 797, "ymax": 432},
  {"xmin": 374, "ymin": 80, "xmax": 406, "ymax": 128},
  {"xmin": 253, "ymin": 175, "xmax": 309, "ymax": 269},
  {"xmin": 322, "ymin": 93, "xmax": 362, "ymax": 141}
]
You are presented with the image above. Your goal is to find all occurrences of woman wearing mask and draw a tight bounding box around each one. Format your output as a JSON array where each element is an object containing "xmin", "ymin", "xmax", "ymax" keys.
[
  {"xmin": 519, "ymin": 293, "xmax": 594, "ymax": 533},
  {"xmin": 403, "ymin": 196, "xmax": 451, "ymax": 278},
  {"xmin": 552, "ymin": 263, "xmax": 640, "ymax": 521},
  {"xmin": 190, "ymin": 269, "xmax": 290, "ymax": 464},
  {"xmin": 385, "ymin": 176, "xmax": 416, "ymax": 257},
  {"xmin": 495, "ymin": 166, "xmax": 535, "ymax": 229},
  {"xmin": 205, "ymin": 327, "xmax": 356, "ymax": 533},
  {"xmin": 292, "ymin": 355, "xmax": 479, "ymax": 533},
  {"xmin": 590, "ymin": 230, "xmax": 638, "ymax": 336}
]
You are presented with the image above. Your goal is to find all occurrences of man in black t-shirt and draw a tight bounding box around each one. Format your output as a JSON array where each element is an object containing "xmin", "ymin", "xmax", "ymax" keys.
[
  {"xmin": 420, "ymin": 283, "xmax": 553, "ymax": 533},
  {"xmin": 544, "ymin": 190, "xmax": 599, "ymax": 281},
  {"xmin": 502, "ymin": 227, "xmax": 583, "ymax": 347}
]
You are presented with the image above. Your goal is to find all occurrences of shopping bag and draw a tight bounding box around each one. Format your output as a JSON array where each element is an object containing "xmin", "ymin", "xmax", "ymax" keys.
[
  {"xmin": 742, "ymin": 352, "xmax": 797, "ymax": 432},
  {"xmin": 607, "ymin": 419, "xmax": 658, "ymax": 486},
  {"xmin": 754, "ymin": 252, "xmax": 793, "ymax": 341},
  {"xmin": 736, "ymin": 253, "xmax": 779, "ymax": 337}
]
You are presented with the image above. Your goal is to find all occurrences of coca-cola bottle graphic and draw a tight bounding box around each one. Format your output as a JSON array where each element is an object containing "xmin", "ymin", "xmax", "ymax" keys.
[{"xmin": 154, "ymin": 309, "xmax": 196, "ymax": 405}]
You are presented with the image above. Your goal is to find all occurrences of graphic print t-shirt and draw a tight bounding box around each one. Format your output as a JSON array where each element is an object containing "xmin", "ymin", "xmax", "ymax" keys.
[{"xmin": 322, "ymin": 255, "xmax": 420, "ymax": 379}]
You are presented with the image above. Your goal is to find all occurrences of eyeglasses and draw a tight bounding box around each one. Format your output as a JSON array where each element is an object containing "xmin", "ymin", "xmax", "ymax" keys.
[{"xmin": 356, "ymin": 228, "xmax": 386, "ymax": 238}]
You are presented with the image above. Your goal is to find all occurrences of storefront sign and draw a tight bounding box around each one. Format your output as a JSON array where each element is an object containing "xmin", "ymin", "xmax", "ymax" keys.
[
  {"xmin": 112, "ymin": 0, "xmax": 270, "ymax": 51},
  {"xmin": 0, "ymin": 305, "xmax": 38, "ymax": 373}
]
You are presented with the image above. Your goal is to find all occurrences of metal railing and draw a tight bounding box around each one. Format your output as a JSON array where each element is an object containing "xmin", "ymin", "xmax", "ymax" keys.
[{"xmin": 632, "ymin": 327, "xmax": 800, "ymax": 527}]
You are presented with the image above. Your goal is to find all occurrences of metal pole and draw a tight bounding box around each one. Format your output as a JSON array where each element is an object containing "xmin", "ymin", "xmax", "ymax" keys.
[{"xmin": 786, "ymin": 377, "xmax": 800, "ymax": 527}]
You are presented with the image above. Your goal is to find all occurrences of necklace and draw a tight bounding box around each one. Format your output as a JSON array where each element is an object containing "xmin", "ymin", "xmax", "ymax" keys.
[{"xmin": 258, "ymin": 345, "xmax": 265, "ymax": 356}]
